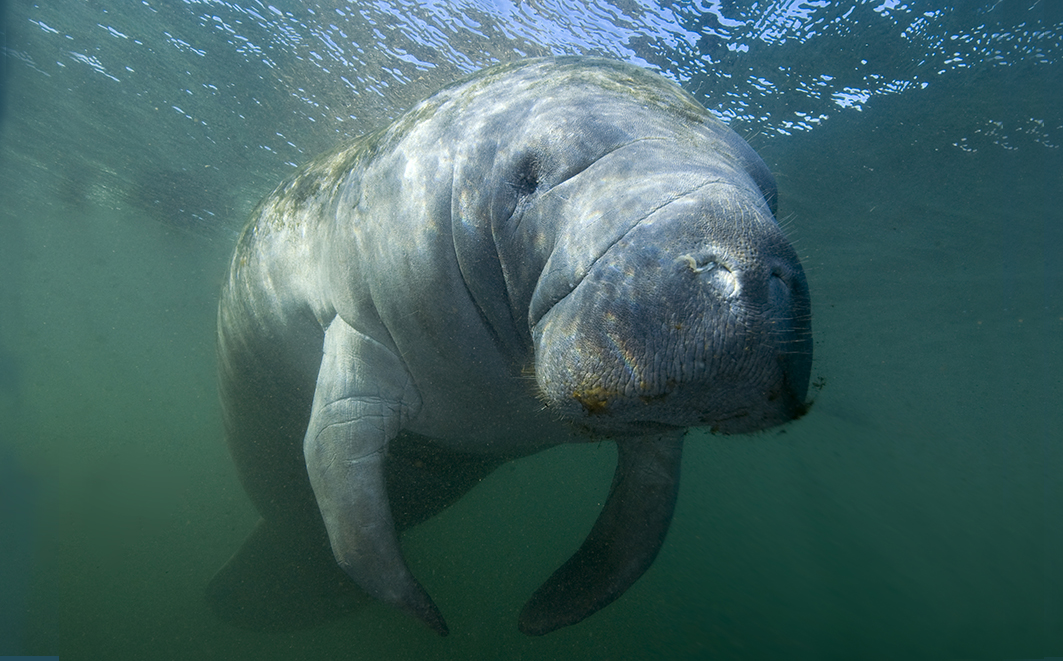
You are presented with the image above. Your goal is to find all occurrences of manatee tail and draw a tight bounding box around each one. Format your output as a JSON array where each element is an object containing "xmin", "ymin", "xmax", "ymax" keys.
[
  {"xmin": 518, "ymin": 433, "xmax": 684, "ymax": 635},
  {"xmin": 206, "ymin": 518, "xmax": 371, "ymax": 630}
]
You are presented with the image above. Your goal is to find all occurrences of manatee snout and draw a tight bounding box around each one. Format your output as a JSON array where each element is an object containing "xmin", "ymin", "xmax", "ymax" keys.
[{"xmin": 533, "ymin": 194, "xmax": 812, "ymax": 435}]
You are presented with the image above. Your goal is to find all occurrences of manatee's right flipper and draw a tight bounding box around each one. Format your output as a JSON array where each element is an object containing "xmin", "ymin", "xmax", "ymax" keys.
[
  {"xmin": 207, "ymin": 434, "xmax": 512, "ymax": 632},
  {"xmin": 518, "ymin": 432, "xmax": 684, "ymax": 635},
  {"xmin": 303, "ymin": 318, "xmax": 449, "ymax": 635}
]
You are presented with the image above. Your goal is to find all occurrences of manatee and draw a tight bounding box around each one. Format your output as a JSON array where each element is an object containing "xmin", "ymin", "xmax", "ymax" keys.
[{"xmin": 207, "ymin": 57, "xmax": 812, "ymax": 637}]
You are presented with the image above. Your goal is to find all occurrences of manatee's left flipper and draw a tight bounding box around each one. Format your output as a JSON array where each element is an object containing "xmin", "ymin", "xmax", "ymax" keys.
[
  {"xmin": 303, "ymin": 318, "xmax": 448, "ymax": 635},
  {"xmin": 518, "ymin": 432, "xmax": 685, "ymax": 635}
]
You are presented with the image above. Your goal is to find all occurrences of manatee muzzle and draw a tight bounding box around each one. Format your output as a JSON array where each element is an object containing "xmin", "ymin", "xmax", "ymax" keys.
[{"xmin": 532, "ymin": 196, "xmax": 812, "ymax": 435}]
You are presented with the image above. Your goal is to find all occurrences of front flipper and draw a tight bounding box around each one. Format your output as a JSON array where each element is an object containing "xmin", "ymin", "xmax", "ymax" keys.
[
  {"xmin": 519, "ymin": 432, "xmax": 684, "ymax": 635},
  {"xmin": 303, "ymin": 318, "xmax": 448, "ymax": 635}
]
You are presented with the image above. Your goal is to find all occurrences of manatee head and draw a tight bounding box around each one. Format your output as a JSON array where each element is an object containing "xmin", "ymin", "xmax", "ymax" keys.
[{"xmin": 530, "ymin": 181, "xmax": 811, "ymax": 436}]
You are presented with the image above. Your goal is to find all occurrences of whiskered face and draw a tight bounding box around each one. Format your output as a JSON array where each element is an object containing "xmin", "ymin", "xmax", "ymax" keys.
[{"xmin": 531, "ymin": 188, "xmax": 812, "ymax": 436}]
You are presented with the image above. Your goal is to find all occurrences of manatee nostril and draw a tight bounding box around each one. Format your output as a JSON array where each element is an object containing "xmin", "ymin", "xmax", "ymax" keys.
[
  {"xmin": 679, "ymin": 253, "xmax": 737, "ymax": 275},
  {"xmin": 769, "ymin": 263, "xmax": 793, "ymax": 290},
  {"xmin": 677, "ymin": 253, "xmax": 719, "ymax": 274},
  {"xmin": 677, "ymin": 252, "xmax": 742, "ymax": 299},
  {"xmin": 768, "ymin": 264, "xmax": 793, "ymax": 309},
  {"xmin": 715, "ymin": 266, "xmax": 739, "ymax": 298}
]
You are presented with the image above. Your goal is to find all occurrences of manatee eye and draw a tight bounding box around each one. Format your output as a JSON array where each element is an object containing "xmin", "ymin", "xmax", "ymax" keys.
[{"xmin": 511, "ymin": 152, "xmax": 542, "ymax": 197}]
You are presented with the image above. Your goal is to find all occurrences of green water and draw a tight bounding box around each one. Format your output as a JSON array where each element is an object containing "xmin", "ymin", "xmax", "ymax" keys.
[{"xmin": 1, "ymin": 1, "xmax": 1061, "ymax": 659}]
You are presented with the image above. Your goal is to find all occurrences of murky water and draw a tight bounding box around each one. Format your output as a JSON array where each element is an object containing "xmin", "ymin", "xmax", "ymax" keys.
[{"xmin": 1, "ymin": 1, "xmax": 1060, "ymax": 659}]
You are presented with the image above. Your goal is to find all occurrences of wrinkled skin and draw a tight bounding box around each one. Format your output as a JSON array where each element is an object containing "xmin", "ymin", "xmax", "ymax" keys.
[{"xmin": 208, "ymin": 57, "xmax": 812, "ymax": 637}]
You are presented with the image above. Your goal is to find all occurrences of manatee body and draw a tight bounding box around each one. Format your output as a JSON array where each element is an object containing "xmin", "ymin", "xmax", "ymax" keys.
[{"xmin": 208, "ymin": 57, "xmax": 812, "ymax": 637}]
